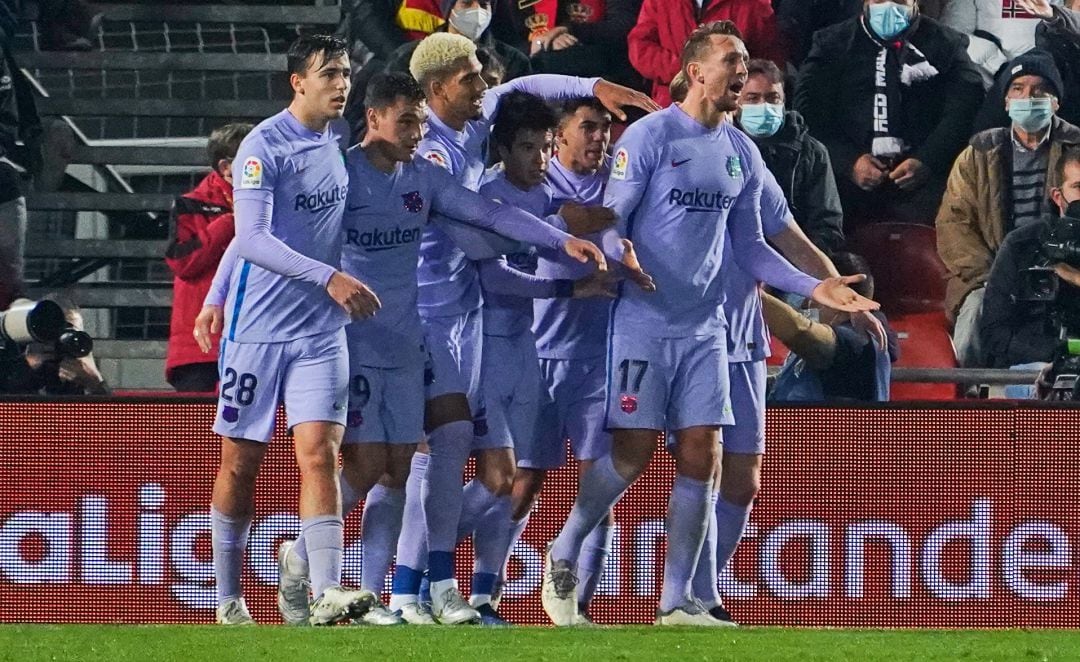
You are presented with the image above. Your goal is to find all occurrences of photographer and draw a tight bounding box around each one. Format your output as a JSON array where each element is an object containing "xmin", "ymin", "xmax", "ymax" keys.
[
  {"xmin": 0, "ymin": 296, "xmax": 108, "ymax": 395},
  {"xmin": 979, "ymin": 147, "xmax": 1080, "ymax": 369}
]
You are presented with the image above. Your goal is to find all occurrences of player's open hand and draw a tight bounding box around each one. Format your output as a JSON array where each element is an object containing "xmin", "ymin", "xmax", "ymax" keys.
[
  {"xmin": 193, "ymin": 304, "xmax": 223, "ymax": 354},
  {"xmin": 572, "ymin": 269, "xmax": 617, "ymax": 299},
  {"xmin": 810, "ymin": 275, "xmax": 880, "ymax": 313},
  {"xmin": 593, "ymin": 80, "xmax": 661, "ymax": 121},
  {"xmin": 619, "ymin": 239, "xmax": 655, "ymax": 292},
  {"xmin": 563, "ymin": 237, "xmax": 607, "ymax": 270},
  {"xmin": 558, "ymin": 202, "xmax": 616, "ymax": 236},
  {"xmin": 327, "ymin": 271, "xmax": 382, "ymax": 319},
  {"xmin": 850, "ymin": 310, "xmax": 888, "ymax": 348}
]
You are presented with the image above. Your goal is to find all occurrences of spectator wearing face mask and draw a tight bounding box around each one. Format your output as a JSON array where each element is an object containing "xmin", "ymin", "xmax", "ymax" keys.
[
  {"xmin": 795, "ymin": 0, "xmax": 984, "ymax": 230},
  {"xmin": 385, "ymin": 0, "xmax": 532, "ymax": 82},
  {"xmin": 735, "ymin": 59, "xmax": 845, "ymax": 255},
  {"xmin": 938, "ymin": 51, "xmax": 1080, "ymax": 368}
]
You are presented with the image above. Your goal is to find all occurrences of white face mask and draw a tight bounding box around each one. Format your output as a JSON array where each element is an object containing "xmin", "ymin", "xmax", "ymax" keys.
[{"xmin": 449, "ymin": 7, "xmax": 492, "ymax": 41}]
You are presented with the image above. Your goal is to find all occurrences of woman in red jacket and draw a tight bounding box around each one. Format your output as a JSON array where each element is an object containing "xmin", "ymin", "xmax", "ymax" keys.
[
  {"xmin": 628, "ymin": 0, "xmax": 787, "ymax": 107},
  {"xmin": 163, "ymin": 123, "xmax": 251, "ymax": 392}
]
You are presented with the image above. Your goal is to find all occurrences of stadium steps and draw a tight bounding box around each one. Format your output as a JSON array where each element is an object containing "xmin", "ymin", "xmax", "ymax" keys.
[{"xmin": 19, "ymin": 2, "xmax": 342, "ymax": 387}]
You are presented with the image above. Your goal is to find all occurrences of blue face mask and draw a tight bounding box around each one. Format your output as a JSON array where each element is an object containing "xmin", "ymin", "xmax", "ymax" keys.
[
  {"xmin": 1008, "ymin": 97, "xmax": 1054, "ymax": 133},
  {"xmin": 867, "ymin": 2, "xmax": 912, "ymax": 40},
  {"xmin": 739, "ymin": 103, "xmax": 785, "ymax": 138}
]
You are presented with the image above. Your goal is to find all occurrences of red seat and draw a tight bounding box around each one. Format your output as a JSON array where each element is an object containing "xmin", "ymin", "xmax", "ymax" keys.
[
  {"xmin": 888, "ymin": 310, "xmax": 960, "ymax": 400},
  {"xmin": 850, "ymin": 223, "xmax": 948, "ymax": 315},
  {"xmin": 766, "ymin": 335, "xmax": 790, "ymax": 367}
]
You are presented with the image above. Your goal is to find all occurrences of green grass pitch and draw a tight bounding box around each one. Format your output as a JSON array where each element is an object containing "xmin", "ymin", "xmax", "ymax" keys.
[{"xmin": 2, "ymin": 625, "xmax": 1078, "ymax": 662}]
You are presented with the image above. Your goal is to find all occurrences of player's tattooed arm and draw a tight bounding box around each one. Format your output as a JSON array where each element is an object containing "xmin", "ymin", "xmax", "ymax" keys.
[{"xmin": 557, "ymin": 202, "xmax": 616, "ymax": 236}]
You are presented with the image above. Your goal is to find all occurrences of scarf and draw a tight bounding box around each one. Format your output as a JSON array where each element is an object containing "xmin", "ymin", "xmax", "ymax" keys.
[{"xmin": 861, "ymin": 15, "xmax": 939, "ymax": 163}]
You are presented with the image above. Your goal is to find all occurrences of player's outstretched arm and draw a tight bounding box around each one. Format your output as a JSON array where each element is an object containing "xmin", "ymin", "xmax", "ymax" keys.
[
  {"xmin": 557, "ymin": 202, "xmax": 616, "ymax": 236},
  {"xmin": 478, "ymin": 257, "xmax": 574, "ymax": 299},
  {"xmin": 483, "ymin": 75, "xmax": 660, "ymax": 123}
]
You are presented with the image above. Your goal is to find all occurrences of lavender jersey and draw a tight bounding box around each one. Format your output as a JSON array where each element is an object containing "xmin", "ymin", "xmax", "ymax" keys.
[
  {"xmin": 603, "ymin": 105, "xmax": 818, "ymax": 339},
  {"xmin": 341, "ymin": 148, "xmax": 571, "ymax": 367},
  {"xmin": 478, "ymin": 171, "xmax": 552, "ymax": 337},
  {"xmin": 723, "ymin": 168, "xmax": 797, "ymax": 363},
  {"xmin": 417, "ymin": 74, "xmax": 600, "ymax": 318},
  {"xmin": 533, "ymin": 158, "xmax": 610, "ymax": 359},
  {"xmin": 223, "ymin": 110, "xmax": 349, "ymax": 343}
]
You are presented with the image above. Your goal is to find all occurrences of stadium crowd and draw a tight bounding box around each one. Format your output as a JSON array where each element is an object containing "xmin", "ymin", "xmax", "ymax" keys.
[{"xmin": 2, "ymin": 0, "xmax": 1080, "ymax": 628}]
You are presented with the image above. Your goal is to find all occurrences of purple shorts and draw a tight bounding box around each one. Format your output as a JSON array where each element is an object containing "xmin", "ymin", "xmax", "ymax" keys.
[
  {"xmin": 517, "ymin": 356, "xmax": 611, "ymax": 470},
  {"xmin": 721, "ymin": 360, "xmax": 766, "ymax": 455},
  {"xmin": 212, "ymin": 327, "xmax": 348, "ymax": 442},
  {"xmin": 605, "ymin": 333, "xmax": 732, "ymax": 432}
]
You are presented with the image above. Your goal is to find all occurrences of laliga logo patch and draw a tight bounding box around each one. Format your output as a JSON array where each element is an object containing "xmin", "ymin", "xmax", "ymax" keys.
[
  {"xmin": 620, "ymin": 395, "xmax": 637, "ymax": 414},
  {"xmin": 240, "ymin": 156, "xmax": 263, "ymax": 189},
  {"xmin": 222, "ymin": 405, "xmax": 240, "ymax": 423},
  {"xmin": 611, "ymin": 147, "xmax": 629, "ymax": 180},
  {"xmin": 402, "ymin": 190, "xmax": 425, "ymax": 213},
  {"xmin": 726, "ymin": 155, "xmax": 743, "ymax": 179}
]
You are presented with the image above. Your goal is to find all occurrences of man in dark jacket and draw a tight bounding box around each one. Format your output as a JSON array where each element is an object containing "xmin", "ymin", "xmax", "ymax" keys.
[
  {"xmin": 736, "ymin": 58, "xmax": 845, "ymax": 255},
  {"xmin": 795, "ymin": 0, "xmax": 984, "ymax": 229},
  {"xmin": 163, "ymin": 123, "xmax": 251, "ymax": 392},
  {"xmin": 979, "ymin": 146, "xmax": 1080, "ymax": 369}
]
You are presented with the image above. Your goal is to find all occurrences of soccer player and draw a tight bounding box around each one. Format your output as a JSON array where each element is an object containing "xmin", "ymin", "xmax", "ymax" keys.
[
  {"xmin": 265, "ymin": 72, "xmax": 607, "ymax": 625},
  {"xmin": 540, "ymin": 21, "xmax": 879, "ymax": 626},
  {"xmin": 388, "ymin": 32, "xmax": 658, "ymax": 624},
  {"xmin": 203, "ymin": 34, "xmax": 382, "ymax": 626},
  {"xmin": 511, "ymin": 96, "xmax": 631, "ymax": 623}
]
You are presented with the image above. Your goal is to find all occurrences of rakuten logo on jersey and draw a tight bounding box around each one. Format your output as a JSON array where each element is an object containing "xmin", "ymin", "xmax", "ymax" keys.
[
  {"xmin": 668, "ymin": 188, "xmax": 736, "ymax": 212},
  {"xmin": 294, "ymin": 185, "xmax": 348, "ymax": 212},
  {"xmin": 344, "ymin": 226, "xmax": 422, "ymax": 252}
]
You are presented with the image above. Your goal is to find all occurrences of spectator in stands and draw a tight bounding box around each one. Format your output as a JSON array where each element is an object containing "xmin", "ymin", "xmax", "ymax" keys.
[
  {"xmin": 477, "ymin": 44, "xmax": 506, "ymax": 87},
  {"xmin": 969, "ymin": 2, "xmax": 1080, "ymax": 133},
  {"xmin": 795, "ymin": 0, "xmax": 984, "ymax": 230},
  {"xmin": 0, "ymin": 294, "xmax": 110, "ymax": 396},
  {"xmin": 978, "ymin": 146, "xmax": 1080, "ymax": 371},
  {"xmin": 490, "ymin": 0, "xmax": 643, "ymax": 87},
  {"xmin": 385, "ymin": 0, "xmax": 531, "ymax": 82},
  {"xmin": 775, "ymin": 0, "xmax": 862, "ymax": 67},
  {"xmin": 0, "ymin": 5, "xmax": 40, "ymax": 309},
  {"xmin": 768, "ymin": 252, "xmax": 899, "ymax": 402},
  {"xmin": 348, "ymin": 0, "xmax": 410, "ymax": 62},
  {"xmin": 735, "ymin": 59, "xmax": 845, "ymax": 255},
  {"xmin": 163, "ymin": 123, "xmax": 252, "ymax": 393},
  {"xmin": 629, "ymin": 0, "xmax": 785, "ymax": 107},
  {"xmin": 938, "ymin": 52, "xmax": 1080, "ymax": 367}
]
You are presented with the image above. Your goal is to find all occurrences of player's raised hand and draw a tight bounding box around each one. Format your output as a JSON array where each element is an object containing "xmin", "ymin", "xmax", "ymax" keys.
[
  {"xmin": 619, "ymin": 238, "xmax": 655, "ymax": 292},
  {"xmin": 193, "ymin": 304, "xmax": 223, "ymax": 354},
  {"xmin": 593, "ymin": 80, "xmax": 661, "ymax": 121},
  {"xmin": 558, "ymin": 202, "xmax": 616, "ymax": 236},
  {"xmin": 563, "ymin": 237, "xmax": 607, "ymax": 270},
  {"xmin": 850, "ymin": 310, "xmax": 888, "ymax": 348},
  {"xmin": 810, "ymin": 275, "xmax": 880, "ymax": 313},
  {"xmin": 572, "ymin": 269, "xmax": 617, "ymax": 299},
  {"xmin": 327, "ymin": 271, "xmax": 382, "ymax": 319}
]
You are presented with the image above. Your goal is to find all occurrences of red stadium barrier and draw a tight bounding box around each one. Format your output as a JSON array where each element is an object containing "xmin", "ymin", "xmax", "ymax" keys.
[{"xmin": 1, "ymin": 399, "xmax": 1078, "ymax": 627}]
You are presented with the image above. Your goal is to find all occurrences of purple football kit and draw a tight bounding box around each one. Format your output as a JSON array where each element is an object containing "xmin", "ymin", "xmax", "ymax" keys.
[{"xmin": 212, "ymin": 109, "xmax": 351, "ymax": 443}]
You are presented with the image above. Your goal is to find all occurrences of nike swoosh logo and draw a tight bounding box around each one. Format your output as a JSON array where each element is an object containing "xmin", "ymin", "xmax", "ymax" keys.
[{"xmin": 671, "ymin": 158, "xmax": 691, "ymax": 167}]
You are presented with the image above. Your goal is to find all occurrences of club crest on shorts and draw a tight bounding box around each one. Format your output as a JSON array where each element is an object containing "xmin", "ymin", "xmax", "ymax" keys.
[
  {"xmin": 611, "ymin": 147, "xmax": 629, "ymax": 180},
  {"xmin": 222, "ymin": 405, "xmax": 239, "ymax": 423},
  {"xmin": 347, "ymin": 409, "xmax": 364, "ymax": 427},
  {"xmin": 402, "ymin": 190, "xmax": 424, "ymax": 213},
  {"xmin": 726, "ymin": 155, "xmax": 743, "ymax": 179},
  {"xmin": 620, "ymin": 395, "xmax": 638, "ymax": 414},
  {"xmin": 239, "ymin": 156, "xmax": 263, "ymax": 188}
]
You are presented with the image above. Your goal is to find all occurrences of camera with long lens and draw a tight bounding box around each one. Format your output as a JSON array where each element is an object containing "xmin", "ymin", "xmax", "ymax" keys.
[
  {"xmin": 0, "ymin": 298, "xmax": 93, "ymax": 358},
  {"xmin": 1015, "ymin": 213, "xmax": 1080, "ymax": 399}
]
